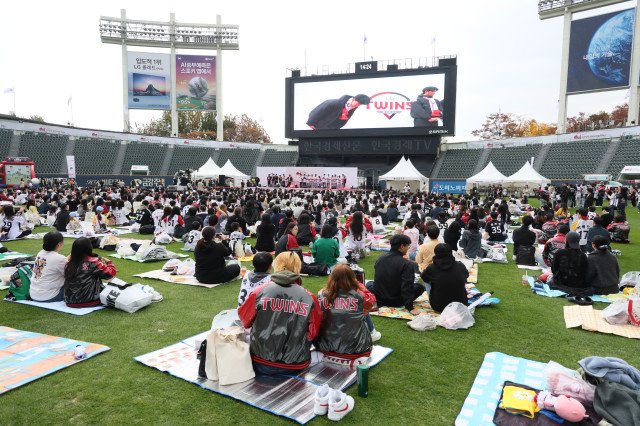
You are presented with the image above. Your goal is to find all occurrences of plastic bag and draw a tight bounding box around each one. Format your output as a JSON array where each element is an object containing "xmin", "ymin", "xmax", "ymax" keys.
[
  {"xmin": 486, "ymin": 247, "xmax": 507, "ymax": 263},
  {"xmin": 629, "ymin": 296, "xmax": 640, "ymax": 326},
  {"xmin": 163, "ymin": 258, "xmax": 181, "ymax": 272},
  {"xmin": 619, "ymin": 271, "xmax": 640, "ymax": 289},
  {"xmin": 116, "ymin": 242, "xmax": 136, "ymax": 257},
  {"xmin": 175, "ymin": 259, "xmax": 196, "ymax": 276},
  {"xmin": 546, "ymin": 361, "xmax": 595, "ymax": 405},
  {"xmin": 407, "ymin": 314, "xmax": 438, "ymax": 331},
  {"xmin": 602, "ymin": 300, "xmax": 630, "ymax": 325},
  {"xmin": 438, "ymin": 302, "xmax": 475, "ymax": 330},
  {"xmin": 154, "ymin": 231, "xmax": 172, "ymax": 245},
  {"xmin": 130, "ymin": 222, "xmax": 141, "ymax": 233}
]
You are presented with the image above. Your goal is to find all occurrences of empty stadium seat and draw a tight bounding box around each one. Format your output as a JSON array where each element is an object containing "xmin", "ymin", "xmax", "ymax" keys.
[
  {"xmin": 72, "ymin": 138, "xmax": 121, "ymax": 174},
  {"xmin": 261, "ymin": 149, "xmax": 297, "ymax": 167},
  {"xmin": 485, "ymin": 144, "xmax": 542, "ymax": 176},
  {"xmin": 434, "ymin": 148, "xmax": 483, "ymax": 179},
  {"xmin": 606, "ymin": 137, "xmax": 640, "ymax": 176},
  {"xmin": 217, "ymin": 148, "xmax": 260, "ymax": 175},
  {"xmin": 18, "ymin": 132, "xmax": 67, "ymax": 174},
  {"xmin": 539, "ymin": 139, "xmax": 611, "ymax": 179},
  {"xmin": 120, "ymin": 142, "xmax": 168, "ymax": 175},
  {"xmin": 168, "ymin": 146, "xmax": 215, "ymax": 174},
  {"xmin": 0, "ymin": 129, "xmax": 13, "ymax": 159}
]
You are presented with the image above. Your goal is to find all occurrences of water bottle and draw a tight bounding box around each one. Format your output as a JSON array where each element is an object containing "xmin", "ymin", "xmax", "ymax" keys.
[{"xmin": 357, "ymin": 365, "xmax": 369, "ymax": 397}]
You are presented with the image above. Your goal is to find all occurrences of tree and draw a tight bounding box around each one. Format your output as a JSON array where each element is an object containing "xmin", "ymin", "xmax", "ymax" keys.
[
  {"xmin": 473, "ymin": 112, "xmax": 557, "ymax": 140},
  {"xmin": 133, "ymin": 111, "xmax": 271, "ymax": 143},
  {"xmin": 28, "ymin": 115, "xmax": 45, "ymax": 123},
  {"xmin": 566, "ymin": 103, "xmax": 629, "ymax": 132}
]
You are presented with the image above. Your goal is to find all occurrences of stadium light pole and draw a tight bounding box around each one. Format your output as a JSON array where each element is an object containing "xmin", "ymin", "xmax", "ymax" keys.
[{"xmin": 99, "ymin": 10, "xmax": 239, "ymax": 138}]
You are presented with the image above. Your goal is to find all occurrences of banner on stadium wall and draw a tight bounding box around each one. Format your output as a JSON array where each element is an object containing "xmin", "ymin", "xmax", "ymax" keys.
[
  {"xmin": 66, "ymin": 155, "xmax": 76, "ymax": 179},
  {"xmin": 176, "ymin": 55, "xmax": 216, "ymax": 110},
  {"xmin": 127, "ymin": 52, "xmax": 171, "ymax": 110},
  {"xmin": 38, "ymin": 175, "xmax": 169, "ymax": 188},
  {"xmin": 256, "ymin": 167, "xmax": 358, "ymax": 189},
  {"xmin": 430, "ymin": 180, "xmax": 466, "ymax": 194},
  {"xmin": 567, "ymin": 8, "xmax": 635, "ymax": 93}
]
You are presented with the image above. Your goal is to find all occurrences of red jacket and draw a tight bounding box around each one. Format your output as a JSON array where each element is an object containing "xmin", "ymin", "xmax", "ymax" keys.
[{"xmin": 345, "ymin": 215, "xmax": 372, "ymax": 232}]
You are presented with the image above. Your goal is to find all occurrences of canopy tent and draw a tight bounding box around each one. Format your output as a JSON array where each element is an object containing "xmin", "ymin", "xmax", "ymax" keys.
[
  {"xmin": 504, "ymin": 161, "xmax": 550, "ymax": 188},
  {"xmin": 219, "ymin": 160, "xmax": 250, "ymax": 178},
  {"xmin": 192, "ymin": 157, "xmax": 222, "ymax": 179},
  {"xmin": 379, "ymin": 157, "xmax": 428, "ymax": 191},
  {"xmin": 466, "ymin": 161, "xmax": 507, "ymax": 187}
]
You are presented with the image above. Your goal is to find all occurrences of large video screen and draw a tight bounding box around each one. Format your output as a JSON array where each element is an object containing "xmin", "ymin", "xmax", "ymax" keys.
[{"xmin": 285, "ymin": 67, "xmax": 456, "ymax": 138}]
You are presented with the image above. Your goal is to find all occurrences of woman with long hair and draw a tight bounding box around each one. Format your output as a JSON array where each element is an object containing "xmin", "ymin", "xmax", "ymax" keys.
[
  {"xmin": 194, "ymin": 226, "xmax": 241, "ymax": 284},
  {"xmin": 344, "ymin": 211, "xmax": 367, "ymax": 253},
  {"xmin": 315, "ymin": 264, "xmax": 377, "ymax": 362},
  {"xmin": 64, "ymin": 237, "xmax": 116, "ymax": 307},
  {"xmin": 255, "ymin": 213, "xmax": 276, "ymax": 252},
  {"xmin": 295, "ymin": 212, "xmax": 317, "ymax": 246},
  {"xmin": 275, "ymin": 222, "xmax": 300, "ymax": 255}
]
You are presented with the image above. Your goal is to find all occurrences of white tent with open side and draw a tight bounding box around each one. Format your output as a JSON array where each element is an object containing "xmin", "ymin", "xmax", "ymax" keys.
[
  {"xmin": 504, "ymin": 161, "xmax": 550, "ymax": 188},
  {"xmin": 218, "ymin": 159, "xmax": 250, "ymax": 186},
  {"xmin": 466, "ymin": 161, "xmax": 507, "ymax": 187},
  {"xmin": 378, "ymin": 157, "xmax": 428, "ymax": 191},
  {"xmin": 193, "ymin": 157, "xmax": 223, "ymax": 179}
]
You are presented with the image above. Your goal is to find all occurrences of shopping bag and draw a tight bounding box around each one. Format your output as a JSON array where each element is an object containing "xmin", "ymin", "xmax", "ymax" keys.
[{"xmin": 213, "ymin": 326, "xmax": 255, "ymax": 385}]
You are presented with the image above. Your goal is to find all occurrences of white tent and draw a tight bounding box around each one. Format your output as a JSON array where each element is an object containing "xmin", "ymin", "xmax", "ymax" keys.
[
  {"xmin": 466, "ymin": 161, "xmax": 507, "ymax": 187},
  {"xmin": 379, "ymin": 157, "xmax": 428, "ymax": 191},
  {"xmin": 504, "ymin": 161, "xmax": 550, "ymax": 187},
  {"xmin": 219, "ymin": 160, "xmax": 250, "ymax": 178},
  {"xmin": 193, "ymin": 157, "xmax": 222, "ymax": 179}
]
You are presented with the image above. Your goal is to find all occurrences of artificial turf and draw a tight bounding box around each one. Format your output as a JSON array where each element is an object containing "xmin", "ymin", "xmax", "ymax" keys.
[{"xmin": 1, "ymin": 203, "xmax": 639, "ymax": 425}]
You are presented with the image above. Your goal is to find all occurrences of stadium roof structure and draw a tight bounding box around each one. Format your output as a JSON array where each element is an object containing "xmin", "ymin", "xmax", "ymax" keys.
[
  {"xmin": 466, "ymin": 161, "xmax": 507, "ymax": 185},
  {"xmin": 378, "ymin": 157, "xmax": 427, "ymax": 182},
  {"xmin": 504, "ymin": 161, "xmax": 551, "ymax": 187}
]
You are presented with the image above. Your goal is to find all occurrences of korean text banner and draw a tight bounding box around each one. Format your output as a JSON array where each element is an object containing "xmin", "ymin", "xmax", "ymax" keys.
[
  {"xmin": 176, "ymin": 55, "xmax": 216, "ymax": 110},
  {"xmin": 567, "ymin": 8, "xmax": 635, "ymax": 93},
  {"xmin": 430, "ymin": 180, "xmax": 466, "ymax": 194},
  {"xmin": 127, "ymin": 52, "xmax": 171, "ymax": 110}
]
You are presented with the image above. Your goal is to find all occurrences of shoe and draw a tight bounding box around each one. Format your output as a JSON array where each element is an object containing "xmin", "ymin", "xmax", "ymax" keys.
[
  {"xmin": 566, "ymin": 295, "xmax": 593, "ymax": 306},
  {"xmin": 370, "ymin": 330, "xmax": 381, "ymax": 342},
  {"xmin": 328, "ymin": 389, "xmax": 355, "ymax": 421},
  {"xmin": 407, "ymin": 314, "xmax": 437, "ymax": 331},
  {"xmin": 313, "ymin": 384, "xmax": 330, "ymax": 415},
  {"xmin": 324, "ymin": 356, "xmax": 369, "ymax": 368}
]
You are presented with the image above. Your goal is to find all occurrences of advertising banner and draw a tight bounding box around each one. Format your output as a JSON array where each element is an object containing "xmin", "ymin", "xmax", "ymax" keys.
[
  {"xmin": 567, "ymin": 8, "xmax": 635, "ymax": 93},
  {"xmin": 66, "ymin": 155, "xmax": 76, "ymax": 179},
  {"xmin": 256, "ymin": 167, "xmax": 358, "ymax": 189},
  {"xmin": 430, "ymin": 180, "xmax": 467, "ymax": 194},
  {"xmin": 176, "ymin": 55, "xmax": 216, "ymax": 110},
  {"xmin": 127, "ymin": 51, "xmax": 171, "ymax": 110}
]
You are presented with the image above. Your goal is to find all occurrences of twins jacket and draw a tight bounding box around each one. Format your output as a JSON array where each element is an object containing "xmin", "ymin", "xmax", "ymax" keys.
[{"xmin": 64, "ymin": 256, "xmax": 116, "ymax": 306}]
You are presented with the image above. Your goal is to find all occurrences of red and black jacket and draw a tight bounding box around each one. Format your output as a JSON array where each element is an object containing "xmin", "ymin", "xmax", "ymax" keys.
[{"xmin": 65, "ymin": 256, "xmax": 116, "ymax": 307}]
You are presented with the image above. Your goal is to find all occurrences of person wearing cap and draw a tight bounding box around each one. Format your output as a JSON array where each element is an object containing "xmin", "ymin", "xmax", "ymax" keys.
[
  {"xmin": 586, "ymin": 235, "xmax": 619, "ymax": 295},
  {"xmin": 548, "ymin": 231, "xmax": 591, "ymax": 296},
  {"xmin": 410, "ymin": 86, "xmax": 443, "ymax": 127},
  {"xmin": 306, "ymin": 94, "xmax": 371, "ymax": 130}
]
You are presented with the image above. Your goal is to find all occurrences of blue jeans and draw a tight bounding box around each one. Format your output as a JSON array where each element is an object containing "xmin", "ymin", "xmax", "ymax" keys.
[
  {"xmin": 364, "ymin": 314, "xmax": 375, "ymax": 332},
  {"xmin": 32, "ymin": 286, "xmax": 64, "ymax": 303}
]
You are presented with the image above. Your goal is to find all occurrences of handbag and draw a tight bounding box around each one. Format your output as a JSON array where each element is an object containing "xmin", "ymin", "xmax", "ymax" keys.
[
  {"xmin": 203, "ymin": 326, "xmax": 254, "ymax": 385},
  {"xmin": 99, "ymin": 281, "xmax": 153, "ymax": 313}
]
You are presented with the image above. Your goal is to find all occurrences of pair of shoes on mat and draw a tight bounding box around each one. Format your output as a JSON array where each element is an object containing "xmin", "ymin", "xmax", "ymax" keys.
[
  {"xmin": 324, "ymin": 355, "xmax": 369, "ymax": 368},
  {"xmin": 370, "ymin": 329, "xmax": 381, "ymax": 342},
  {"xmin": 566, "ymin": 295, "xmax": 593, "ymax": 305},
  {"xmin": 314, "ymin": 384, "xmax": 355, "ymax": 421}
]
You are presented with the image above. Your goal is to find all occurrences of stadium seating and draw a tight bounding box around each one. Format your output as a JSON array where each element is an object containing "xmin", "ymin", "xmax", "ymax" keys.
[
  {"xmin": 18, "ymin": 132, "xmax": 67, "ymax": 174},
  {"xmin": 261, "ymin": 149, "xmax": 297, "ymax": 167},
  {"xmin": 216, "ymin": 148, "xmax": 260, "ymax": 175},
  {"xmin": 484, "ymin": 144, "xmax": 543, "ymax": 176},
  {"xmin": 539, "ymin": 139, "xmax": 611, "ymax": 179},
  {"xmin": 0, "ymin": 129, "xmax": 13, "ymax": 159},
  {"xmin": 72, "ymin": 138, "xmax": 121, "ymax": 174},
  {"xmin": 120, "ymin": 142, "xmax": 168, "ymax": 175},
  {"xmin": 433, "ymin": 148, "xmax": 483, "ymax": 179},
  {"xmin": 168, "ymin": 146, "xmax": 214, "ymax": 174},
  {"xmin": 606, "ymin": 137, "xmax": 640, "ymax": 177}
]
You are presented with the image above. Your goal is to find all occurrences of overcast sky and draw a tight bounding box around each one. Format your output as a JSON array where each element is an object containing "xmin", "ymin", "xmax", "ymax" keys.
[{"xmin": 1, "ymin": 0, "xmax": 636, "ymax": 143}]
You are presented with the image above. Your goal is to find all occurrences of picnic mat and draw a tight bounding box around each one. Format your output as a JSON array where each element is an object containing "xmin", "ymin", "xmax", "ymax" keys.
[
  {"xmin": 526, "ymin": 276, "xmax": 619, "ymax": 303},
  {"xmin": 0, "ymin": 326, "xmax": 110, "ymax": 394},
  {"xmin": 109, "ymin": 252, "xmax": 189, "ymax": 263},
  {"xmin": 0, "ymin": 252, "xmax": 32, "ymax": 262},
  {"xmin": 455, "ymin": 352, "xmax": 547, "ymax": 426},
  {"xmin": 135, "ymin": 334, "xmax": 393, "ymax": 425},
  {"xmin": 563, "ymin": 305, "xmax": 640, "ymax": 339},
  {"xmin": 6, "ymin": 300, "xmax": 106, "ymax": 315},
  {"xmin": 134, "ymin": 270, "xmax": 220, "ymax": 289}
]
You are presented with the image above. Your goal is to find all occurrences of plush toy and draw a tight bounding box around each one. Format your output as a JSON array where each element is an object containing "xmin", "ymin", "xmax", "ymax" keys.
[{"xmin": 535, "ymin": 391, "xmax": 588, "ymax": 422}]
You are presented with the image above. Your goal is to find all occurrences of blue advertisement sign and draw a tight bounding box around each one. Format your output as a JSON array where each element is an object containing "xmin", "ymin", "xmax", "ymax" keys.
[
  {"xmin": 430, "ymin": 180, "xmax": 466, "ymax": 194},
  {"xmin": 567, "ymin": 8, "xmax": 635, "ymax": 93},
  {"xmin": 128, "ymin": 52, "xmax": 172, "ymax": 110}
]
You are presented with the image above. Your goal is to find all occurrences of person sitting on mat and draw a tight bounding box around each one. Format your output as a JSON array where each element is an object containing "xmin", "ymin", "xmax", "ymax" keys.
[
  {"xmin": 239, "ymin": 251, "xmax": 322, "ymax": 375},
  {"xmin": 420, "ymin": 243, "xmax": 469, "ymax": 313},
  {"xmin": 64, "ymin": 237, "xmax": 117, "ymax": 308},
  {"xmin": 237, "ymin": 251, "xmax": 272, "ymax": 307},
  {"xmin": 548, "ymin": 231, "xmax": 590, "ymax": 296},
  {"xmin": 586, "ymin": 235, "xmax": 620, "ymax": 296},
  {"xmin": 315, "ymin": 264, "xmax": 376, "ymax": 363},
  {"xmin": 194, "ymin": 226, "xmax": 241, "ymax": 284},
  {"xmin": 29, "ymin": 231, "xmax": 67, "ymax": 303},
  {"xmin": 312, "ymin": 225, "xmax": 341, "ymax": 269},
  {"xmin": 275, "ymin": 222, "xmax": 300, "ymax": 256}
]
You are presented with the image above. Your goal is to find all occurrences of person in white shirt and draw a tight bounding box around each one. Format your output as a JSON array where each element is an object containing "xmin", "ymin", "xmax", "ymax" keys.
[
  {"xmin": 29, "ymin": 232, "xmax": 67, "ymax": 302},
  {"xmin": 0, "ymin": 205, "xmax": 30, "ymax": 240},
  {"xmin": 183, "ymin": 222, "xmax": 203, "ymax": 251}
]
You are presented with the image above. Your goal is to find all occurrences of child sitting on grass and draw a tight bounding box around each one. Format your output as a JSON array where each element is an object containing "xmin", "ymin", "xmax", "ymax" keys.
[
  {"xmin": 183, "ymin": 221, "xmax": 203, "ymax": 252},
  {"xmin": 607, "ymin": 215, "xmax": 630, "ymax": 243},
  {"xmin": 238, "ymin": 252, "xmax": 273, "ymax": 307},
  {"xmin": 229, "ymin": 222, "xmax": 246, "ymax": 258}
]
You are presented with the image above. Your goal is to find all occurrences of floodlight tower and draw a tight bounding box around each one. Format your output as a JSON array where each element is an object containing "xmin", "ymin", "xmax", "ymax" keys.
[
  {"xmin": 539, "ymin": 0, "xmax": 640, "ymax": 132},
  {"xmin": 99, "ymin": 9, "xmax": 239, "ymax": 141}
]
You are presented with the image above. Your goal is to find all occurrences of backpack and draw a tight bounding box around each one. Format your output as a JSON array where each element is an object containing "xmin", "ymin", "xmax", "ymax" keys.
[
  {"xmin": 516, "ymin": 245, "xmax": 536, "ymax": 266},
  {"xmin": 9, "ymin": 265, "xmax": 33, "ymax": 300},
  {"xmin": 139, "ymin": 224, "xmax": 155, "ymax": 235}
]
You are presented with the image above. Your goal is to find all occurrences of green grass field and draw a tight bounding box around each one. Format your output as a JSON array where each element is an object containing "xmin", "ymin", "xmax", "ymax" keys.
[{"xmin": 2, "ymin": 204, "xmax": 640, "ymax": 425}]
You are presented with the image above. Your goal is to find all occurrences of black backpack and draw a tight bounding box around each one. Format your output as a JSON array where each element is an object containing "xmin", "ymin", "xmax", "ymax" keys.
[{"xmin": 516, "ymin": 245, "xmax": 536, "ymax": 266}]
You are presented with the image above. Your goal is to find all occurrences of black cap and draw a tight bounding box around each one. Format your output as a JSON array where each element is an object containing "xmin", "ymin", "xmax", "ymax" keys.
[
  {"xmin": 353, "ymin": 94, "xmax": 371, "ymax": 105},
  {"xmin": 422, "ymin": 86, "xmax": 438, "ymax": 92},
  {"xmin": 566, "ymin": 231, "xmax": 581, "ymax": 249}
]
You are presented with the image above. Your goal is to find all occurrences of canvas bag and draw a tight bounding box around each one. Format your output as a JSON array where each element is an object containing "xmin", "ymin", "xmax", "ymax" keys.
[
  {"xmin": 99, "ymin": 282, "xmax": 153, "ymax": 313},
  {"xmin": 204, "ymin": 326, "xmax": 254, "ymax": 385}
]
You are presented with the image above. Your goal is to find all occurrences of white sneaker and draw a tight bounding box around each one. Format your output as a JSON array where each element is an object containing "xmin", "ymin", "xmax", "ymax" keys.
[
  {"xmin": 370, "ymin": 329, "xmax": 381, "ymax": 342},
  {"xmin": 313, "ymin": 384, "xmax": 330, "ymax": 415},
  {"xmin": 328, "ymin": 389, "xmax": 355, "ymax": 421},
  {"xmin": 324, "ymin": 356, "xmax": 369, "ymax": 368}
]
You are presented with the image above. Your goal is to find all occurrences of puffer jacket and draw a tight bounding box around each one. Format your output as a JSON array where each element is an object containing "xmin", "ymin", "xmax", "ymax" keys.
[
  {"xmin": 315, "ymin": 284, "xmax": 374, "ymax": 358},
  {"xmin": 238, "ymin": 270, "xmax": 322, "ymax": 370},
  {"xmin": 64, "ymin": 256, "xmax": 116, "ymax": 307},
  {"xmin": 459, "ymin": 230, "xmax": 484, "ymax": 258}
]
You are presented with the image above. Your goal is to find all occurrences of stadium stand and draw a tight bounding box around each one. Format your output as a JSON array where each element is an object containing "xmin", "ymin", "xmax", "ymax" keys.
[
  {"xmin": 0, "ymin": 129, "xmax": 13, "ymax": 159},
  {"xmin": 261, "ymin": 149, "xmax": 298, "ymax": 167},
  {"xmin": 120, "ymin": 142, "xmax": 169, "ymax": 175},
  {"xmin": 18, "ymin": 132, "xmax": 68, "ymax": 174},
  {"xmin": 484, "ymin": 144, "xmax": 543, "ymax": 176},
  {"xmin": 216, "ymin": 148, "xmax": 260, "ymax": 175},
  {"xmin": 433, "ymin": 148, "xmax": 483, "ymax": 179},
  {"xmin": 72, "ymin": 138, "xmax": 122, "ymax": 175},
  {"xmin": 168, "ymin": 146, "xmax": 214, "ymax": 173},
  {"xmin": 606, "ymin": 137, "xmax": 640, "ymax": 177},
  {"xmin": 539, "ymin": 139, "xmax": 611, "ymax": 179}
]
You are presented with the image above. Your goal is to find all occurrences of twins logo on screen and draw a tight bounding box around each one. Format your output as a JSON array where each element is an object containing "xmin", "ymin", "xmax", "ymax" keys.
[{"xmin": 366, "ymin": 92, "xmax": 412, "ymax": 120}]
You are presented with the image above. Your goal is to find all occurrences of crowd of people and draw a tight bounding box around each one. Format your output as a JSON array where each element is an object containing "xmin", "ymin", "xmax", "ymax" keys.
[
  {"xmin": 1, "ymin": 179, "xmax": 636, "ymax": 379},
  {"xmin": 264, "ymin": 172, "xmax": 349, "ymax": 189}
]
